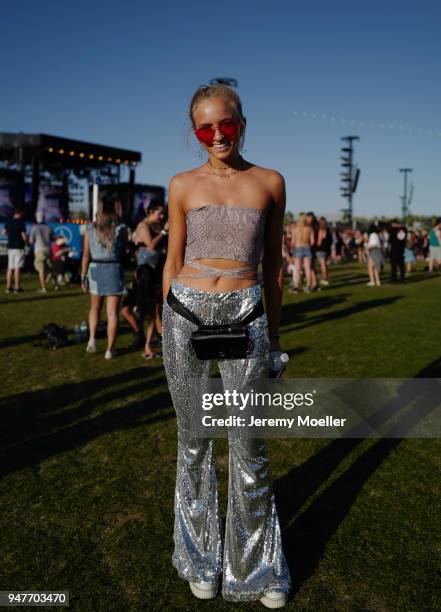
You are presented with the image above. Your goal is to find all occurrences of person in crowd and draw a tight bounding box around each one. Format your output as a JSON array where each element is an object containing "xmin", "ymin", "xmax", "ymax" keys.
[
  {"xmin": 286, "ymin": 219, "xmax": 298, "ymax": 289},
  {"xmin": 315, "ymin": 216, "xmax": 331, "ymax": 286},
  {"xmin": 306, "ymin": 211, "xmax": 319, "ymax": 290},
  {"xmin": 281, "ymin": 227, "xmax": 291, "ymax": 276},
  {"xmin": 3, "ymin": 207, "xmax": 27, "ymax": 293},
  {"xmin": 120, "ymin": 269, "xmax": 147, "ymax": 352},
  {"xmin": 366, "ymin": 224, "xmax": 383, "ymax": 286},
  {"xmin": 162, "ymin": 84, "xmax": 290, "ymax": 607},
  {"xmin": 415, "ymin": 229, "xmax": 428, "ymax": 264},
  {"xmin": 121, "ymin": 200, "xmax": 168, "ymax": 359},
  {"xmin": 290, "ymin": 212, "xmax": 314, "ymax": 293},
  {"xmin": 380, "ymin": 225, "xmax": 390, "ymax": 256},
  {"xmin": 389, "ymin": 219, "xmax": 407, "ymax": 282},
  {"xmin": 404, "ymin": 230, "xmax": 416, "ymax": 274},
  {"xmin": 332, "ymin": 227, "xmax": 344, "ymax": 262},
  {"xmin": 50, "ymin": 235, "xmax": 71, "ymax": 289},
  {"xmin": 81, "ymin": 193, "xmax": 128, "ymax": 359},
  {"xmin": 29, "ymin": 211, "xmax": 52, "ymax": 292},
  {"xmin": 355, "ymin": 230, "xmax": 365, "ymax": 263},
  {"xmin": 428, "ymin": 218, "xmax": 441, "ymax": 273}
]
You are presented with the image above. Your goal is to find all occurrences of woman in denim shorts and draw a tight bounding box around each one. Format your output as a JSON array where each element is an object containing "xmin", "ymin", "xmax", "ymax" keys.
[
  {"xmin": 290, "ymin": 213, "xmax": 314, "ymax": 293},
  {"xmin": 81, "ymin": 193, "xmax": 128, "ymax": 359}
]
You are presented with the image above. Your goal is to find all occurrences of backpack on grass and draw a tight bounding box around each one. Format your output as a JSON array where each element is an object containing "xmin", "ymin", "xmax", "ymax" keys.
[{"xmin": 35, "ymin": 323, "xmax": 69, "ymax": 350}]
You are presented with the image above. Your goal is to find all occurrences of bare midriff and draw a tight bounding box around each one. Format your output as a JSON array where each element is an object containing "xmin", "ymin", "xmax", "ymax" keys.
[{"xmin": 175, "ymin": 258, "xmax": 258, "ymax": 293}]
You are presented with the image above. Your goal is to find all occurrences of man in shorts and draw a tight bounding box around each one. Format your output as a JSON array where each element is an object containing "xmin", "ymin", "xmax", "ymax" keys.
[
  {"xmin": 29, "ymin": 212, "xmax": 53, "ymax": 292},
  {"xmin": 3, "ymin": 208, "xmax": 27, "ymax": 293}
]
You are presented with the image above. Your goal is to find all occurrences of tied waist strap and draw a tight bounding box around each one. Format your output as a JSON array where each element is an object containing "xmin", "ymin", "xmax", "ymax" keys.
[{"xmin": 176, "ymin": 260, "xmax": 257, "ymax": 279}]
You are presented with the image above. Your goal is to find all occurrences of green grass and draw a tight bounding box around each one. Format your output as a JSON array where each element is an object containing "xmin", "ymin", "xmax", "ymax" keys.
[{"xmin": 1, "ymin": 263, "xmax": 441, "ymax": 611}]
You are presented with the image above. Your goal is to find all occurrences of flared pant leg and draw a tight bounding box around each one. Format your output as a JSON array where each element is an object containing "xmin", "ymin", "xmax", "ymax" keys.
[
  {"xmin": 162, "ymin": 282, "xmax": 291, "ymax": 600},
  {"xmin": 162, "ymin": 302, "xmax": 223, "ymax": 585},
  {"xmin": 219, "ymin": 351, "xmax": 291, "ymax": 601}
]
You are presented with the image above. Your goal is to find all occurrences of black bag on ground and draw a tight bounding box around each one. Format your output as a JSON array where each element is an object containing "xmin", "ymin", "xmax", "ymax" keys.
[
  {"xmin": 166, "ymin": 288, "xmax": 264, "ymax": 360},
  {"xmin": 36, "ymin": 323, "xmax": 69, "ymax": 350}
]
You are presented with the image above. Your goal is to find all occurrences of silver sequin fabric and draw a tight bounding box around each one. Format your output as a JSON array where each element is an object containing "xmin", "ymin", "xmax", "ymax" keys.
[{"xmin": 162, "ymin": 280, "xmax": 291, "ymax": 601}]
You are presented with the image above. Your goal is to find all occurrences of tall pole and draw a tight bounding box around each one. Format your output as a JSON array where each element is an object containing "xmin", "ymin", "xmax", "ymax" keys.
[
  {"xmin": 399, "ymin": 168, "xmax": 412, "ymax": 220},
  {"xmin": 340, "ymin": 136, "xmax": 360, "ymax": 227}
]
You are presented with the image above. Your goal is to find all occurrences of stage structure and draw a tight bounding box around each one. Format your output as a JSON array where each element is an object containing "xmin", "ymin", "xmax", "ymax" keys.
[{"xmin": 0, "ymin": 133, "xmax": 141, "ymax": 223}]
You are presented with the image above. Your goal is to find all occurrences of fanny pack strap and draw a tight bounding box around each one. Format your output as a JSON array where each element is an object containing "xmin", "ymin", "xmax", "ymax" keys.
[{"xmin": 166, "ymin": 288, "xmax": 264, "ymax": 327}]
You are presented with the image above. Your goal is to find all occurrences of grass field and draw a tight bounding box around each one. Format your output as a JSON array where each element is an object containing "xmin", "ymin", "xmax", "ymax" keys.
[{"xmin": 1, "ymin": 263, "xmax": 441, "ymax": 612}]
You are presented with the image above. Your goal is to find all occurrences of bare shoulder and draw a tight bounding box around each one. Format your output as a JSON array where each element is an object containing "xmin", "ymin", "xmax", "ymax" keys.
[
  {"xmin": 251, "ymin": 165, "xmax": 285, "ymax": 198},
  {"xmin": 168, "ymin": 170, "xmax": 193, "ymax": 192},
  {"xmin": 251, "ymin": 164, "xmax": 284, "ymax": 181},
  {"xmin": 169, "ymin": 167, "xmax": 204, "ymax": 195},
  {"xmin": 168, "ymin": 170, "xmax": 195, "ymax": 213}
]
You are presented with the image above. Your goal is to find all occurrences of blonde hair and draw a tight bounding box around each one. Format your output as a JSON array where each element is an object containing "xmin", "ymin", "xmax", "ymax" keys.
[
  {"xmin": 298, "ymin": 213, "xmax": 308, "ymax": 227},
  {"xmin": 189, "ymin": 84, "xmax": 246, "ymax": 149}
]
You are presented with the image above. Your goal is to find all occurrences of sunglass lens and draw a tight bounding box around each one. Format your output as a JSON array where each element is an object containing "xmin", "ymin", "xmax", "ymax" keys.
[
  {"xmin": 195, "ymin": 127, "xmax": 215, "ymax": 145},
  {"xmin": 219, "ymin": 121, "xmax": 239, "ymax": 138}
]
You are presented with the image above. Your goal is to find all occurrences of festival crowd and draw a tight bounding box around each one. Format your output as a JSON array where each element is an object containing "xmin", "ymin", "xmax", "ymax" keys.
[{"xmin": 3, "ymin": 198, "xmax": 441, "ymax": 360}]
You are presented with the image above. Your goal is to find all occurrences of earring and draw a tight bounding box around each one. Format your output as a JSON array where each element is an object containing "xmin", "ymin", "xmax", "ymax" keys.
[{"xmin": 198, "ymin": 146, "xmax": 205, "ymax": 159}]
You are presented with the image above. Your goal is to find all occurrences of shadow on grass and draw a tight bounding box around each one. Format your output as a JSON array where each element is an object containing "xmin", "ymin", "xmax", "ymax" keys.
[
  {"xmin": 0, "ymin": 291, "xmax": 84, "ymax": 306},
  {"xmin": 321, "ymin": 274, "xmax": 370, "ymax": 290},
  {"xmin": 0, "ymin": 333, "xmax": 42, "ymax": 349},
  {"xmin": 0, "ymin": 365, "xmax": 172, "ymax": 477},
  {"xmin": 387, "ymin": 272, "xmax": 439, "ymax": 285},
  {"xmin": 282, "ymin": 296, "xmax": 403, "ymax": 333},
  {"xmin": 0, "ymin": 323, "xmax": 136, "ymax": 350},
  {"xmin": 274, "ymin": 375, "xmax": 441, "ymax": 595},
  {"xmin": 281, "ymin": 293, "xmax": 351, "ymax": 326}
]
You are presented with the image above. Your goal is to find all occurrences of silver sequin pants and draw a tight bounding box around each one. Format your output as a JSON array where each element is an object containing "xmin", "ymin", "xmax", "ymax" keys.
[{"xmin": 162, "ymin": 281, "xmax": 291, "ymax": 601}]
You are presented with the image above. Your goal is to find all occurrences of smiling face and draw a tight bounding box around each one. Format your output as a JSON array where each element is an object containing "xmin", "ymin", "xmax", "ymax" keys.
[{"xmin": 192, "ymin": 97, "xmax": 243, "ymax": 162}]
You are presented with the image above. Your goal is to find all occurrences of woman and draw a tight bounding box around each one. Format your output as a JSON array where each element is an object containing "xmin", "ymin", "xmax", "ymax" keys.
[
  {"xmin": 162, "ymin": 84, "xmax": 290, "ymax": 607},
  {"xmin": 121, "ymin": 201, "xmax": 168, "ymax": 358},
  {"xmin": 355, "ymin": 230, "xmax": 365, "ymax": 263},
  {"xmin": 290, "ymin": 212, "xmax": 314, "ymax": 293},
  {"xmin": 81, "ymin": 193, "xmax": 128, "ymax": 359},
  {"xmin": 404, "ymin": 231, "xmax": 416, "ymax": 274},
  {"xmin": 366, "ymin": 224, "xmax": 383, "ymax": 287},
  {"xmin": 315, "ymin": 216, "xmax": 331, "ymax": 286}
]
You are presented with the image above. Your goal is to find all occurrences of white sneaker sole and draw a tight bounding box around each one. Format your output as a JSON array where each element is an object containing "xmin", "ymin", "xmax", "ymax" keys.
[
  {"xmin": 260, "ymin": 592, "xmax": 288, "ymax": 609},
  {"xmin": 189, "ymin": 582, "xmax": 217, "ymax": 599}
]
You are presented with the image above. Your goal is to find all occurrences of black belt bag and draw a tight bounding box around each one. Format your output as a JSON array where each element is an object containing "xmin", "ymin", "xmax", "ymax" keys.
[{"xmin": 166, "ymin": 288, "xmax": 264, "ymax": 360}]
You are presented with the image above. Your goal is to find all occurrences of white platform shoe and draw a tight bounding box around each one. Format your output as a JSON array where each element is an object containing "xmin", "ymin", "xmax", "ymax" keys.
[
  {"xmin": 260, "ymin": 590, "xmax": 288, "ymax": 609},
  {"xmin": 189, "ymin": 581, "xmax": 218, "ymax": 599}
]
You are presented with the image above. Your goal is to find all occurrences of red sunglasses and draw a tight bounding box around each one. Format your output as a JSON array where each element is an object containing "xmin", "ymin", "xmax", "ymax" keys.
[{"xmin": 194, "ymin": 120, "xmax": 240, "ymax": 146}]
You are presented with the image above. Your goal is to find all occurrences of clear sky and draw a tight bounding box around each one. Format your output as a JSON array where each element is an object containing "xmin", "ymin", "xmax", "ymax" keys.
[{"xmin": 2, "ymin": 0, "xmax": 440, "ymax": 217}]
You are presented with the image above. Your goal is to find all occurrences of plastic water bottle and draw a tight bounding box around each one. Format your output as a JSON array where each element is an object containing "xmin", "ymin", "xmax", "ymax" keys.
[
  {"xmin": 269, "ymin": 351, "xmax": 289, "ymax": 378},
  {"xmin": 73, "ymin": 324, "xmax": 81, "ymax": 344},
  {"xmin": 80, "ymin": 321, "xmax": 88, "ymax": 342}
]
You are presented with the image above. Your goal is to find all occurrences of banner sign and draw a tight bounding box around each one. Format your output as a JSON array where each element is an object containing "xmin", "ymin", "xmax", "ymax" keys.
[
  {"xmin": 0, "ymin": 222, "xmax": 84, "ymax": 260},
  {"xmin": 36, "ymin": 184, "xmax": 69, "ymax": 223}
]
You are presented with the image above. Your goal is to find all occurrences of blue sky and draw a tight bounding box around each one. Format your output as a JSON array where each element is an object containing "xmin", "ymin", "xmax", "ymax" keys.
[{"xmin": 1, "ymin": 0, "xmax": 440, "ymax": 217}]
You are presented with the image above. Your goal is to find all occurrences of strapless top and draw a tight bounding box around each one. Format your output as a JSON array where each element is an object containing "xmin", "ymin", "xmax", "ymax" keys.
[{"xmin": 184, "ymin": 204, "xmax": 267, "ymax": 269}]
